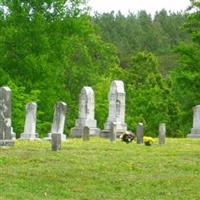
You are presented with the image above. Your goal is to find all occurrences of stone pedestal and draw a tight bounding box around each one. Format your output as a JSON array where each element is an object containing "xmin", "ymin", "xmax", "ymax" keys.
[
  {"xmin": 71, "ymin": 87, "xmax": 100, "ymax": 137},
  {"xmin": 188, "ymin": 105, "xmax": 200, "ymax": 138},
  {"xmin": 51, "ymin": 133, "xmax": 61, "ymax": 151},
  {"xmin": 0, "ymin": 87, "xmax": 15, "ymax": 146},
  {"xmin": 0, "ymin": 140, "xmax": 14, "ymax": 146},
  {"xmin": 159, "ymin": 123, "xmax": 166, "ymax": 145},
  {"xmin": 110, "ymin": 122, "xmax": 117, "ymax": 142},
  {"xmin": 82, "ymin": 126, "xmax": 90, "ymax": 141},
  {"xmin": 136, "ymin": 123, "xmax": 144, "ymax": 144},
  {"xmin": 44, "ymin": 102, "xmax": 67, "ymax": 141},
  {"xmin": 20, "ymin": 102, "xmax": 40, "ymax": 140},
  {"xmin": 101, "ymin": 80, "xmax": 127, "ymax": 138},
  {"xmin": 71, "ymin": 119, "xmax": 99, "ymax": 137}
]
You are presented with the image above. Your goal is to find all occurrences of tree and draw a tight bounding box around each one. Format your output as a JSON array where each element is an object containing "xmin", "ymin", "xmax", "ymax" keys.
[
  {"xmin": 125, "ymin": 52, "xmax": 181, "ymax": 136},
  {"xmin": 170, "ymin": 1, "xmax": 200, "ymax": 135},
  {"xmin": 0, "ymin": 0, "xmax": 119, "ymax": 136},
  {"xmin": 93, "ymin": 10, "xmax": 189, "ymax": 71}
]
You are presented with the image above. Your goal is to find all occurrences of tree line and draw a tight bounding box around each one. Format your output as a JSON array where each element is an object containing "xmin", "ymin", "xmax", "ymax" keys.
[{"xmin": 0, "ymin": 0, "xmax": 199, "ymax": 137}]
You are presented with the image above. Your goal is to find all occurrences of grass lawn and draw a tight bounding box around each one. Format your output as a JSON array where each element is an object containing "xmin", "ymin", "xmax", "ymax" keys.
[{"xmin": 0, "ymin": 138, "xmax": 200, "ymax": 200}]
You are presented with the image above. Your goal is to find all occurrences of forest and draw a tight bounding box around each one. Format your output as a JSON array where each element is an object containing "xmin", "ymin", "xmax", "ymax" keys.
[{"xmin": 0, "ymin": 0, "xmax": 199, "ymax": 137}]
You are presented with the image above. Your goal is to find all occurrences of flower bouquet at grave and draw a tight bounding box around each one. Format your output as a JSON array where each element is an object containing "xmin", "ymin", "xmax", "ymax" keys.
[
  {"xmin": 143, "ymin": 136, "xmax": 155, "ymax": 146},
  {"xmin": 120, "ymin": 131, "xmax": 135, "ymax": 143}
]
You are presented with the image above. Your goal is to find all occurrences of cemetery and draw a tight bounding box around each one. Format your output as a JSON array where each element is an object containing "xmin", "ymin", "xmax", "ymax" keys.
[
  {"xmin": 0, "ymin": 80, "xmax": 168, "ymax": 144},
  {"xmin": 1, "ymin": 80, "xmax": 200, "ymax": 199},
  {"xmin": 1, "ymin": 0, "xmax": 200, "ymax": 199}
]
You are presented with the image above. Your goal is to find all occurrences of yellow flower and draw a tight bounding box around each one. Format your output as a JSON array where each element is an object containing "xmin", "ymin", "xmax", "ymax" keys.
[{"xmin": 143, "ymin": 136, "xmax": 155, "ymax": 146}]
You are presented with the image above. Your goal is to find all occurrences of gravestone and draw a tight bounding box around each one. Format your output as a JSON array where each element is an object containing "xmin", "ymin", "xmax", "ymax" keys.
[
  {"xmin": 101, "ymin": 80, "xmax": 127, "ymax": 138},
  {"xmin": 51, "ymin": 133, "xmax": 61, "ymax": 151},
  {"xmin": 187, "ymin": 105, "xmax": 200, "ymax": 138},
  {"xmin": 82, "ymin": 126, "xmax": 90, "ymax": 141},
  {"xmin": 0, "ymin": 86, "xmax": 15, "ymax": 146},
  {"xmin": 136, "ymin": 123, "xmax": 144, "ymax": 144},
  {"xmin": 20, "ymin": 102, "xmax": 39, "ymax": 140},
  {"xmin": 71, "ymin": 87, "xmax": 100, "ymax": 137},
  {"xmin": 45, "ymin": 102, "xmax": 67, "ymax": 141},
  {"xmin": 110, "ymin": 122, "xmax": 117, "ymax": 142},
  {"xmin": 159, "ymin": 123, "xmax": 166, "ymax": 145}
]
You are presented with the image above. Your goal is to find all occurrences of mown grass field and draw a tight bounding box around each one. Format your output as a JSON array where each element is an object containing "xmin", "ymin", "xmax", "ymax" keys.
[{"xmin": 0, "ymin": 138, "xmax": 200, "ymax": 200}]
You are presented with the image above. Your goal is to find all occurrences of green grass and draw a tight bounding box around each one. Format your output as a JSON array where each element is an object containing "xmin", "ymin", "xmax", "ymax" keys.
[{"xmin": 1, "ymin": 138, "xmax": 200, "ymax": 200}]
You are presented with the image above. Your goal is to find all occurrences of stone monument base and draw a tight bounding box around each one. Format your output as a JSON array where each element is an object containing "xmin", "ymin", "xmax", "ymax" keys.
[
  {"xmin": 100, "ymin": 130, "xmax": 110, "ymax": 138},
  {"xmin": 187, "ymin": 133, "xmax": 200, "ymax": 138},
  {"xmin": 71, "ymin": 127, "xmax": 100, "ymax": 137},
  {"xmin": 101, "ymin": 122, "xmax": 127, "ymax": 138},
  {"xmin": 187, "ymin": 128, "xmax": 200, "ymax": 138},
  {"xmin": 19, "ymin": 133, "xmax": 41, "ymax": 141},
  {"xmin": 100, "ymin": 129, "xmax": 126, "ymax": 138},
  {"xmin": 0, "ymin": 140, "xmax": 15, "ymax": 146},
  {"xmin": 43, "ymin": 133, "xmax": 66, "ymax": 141}
]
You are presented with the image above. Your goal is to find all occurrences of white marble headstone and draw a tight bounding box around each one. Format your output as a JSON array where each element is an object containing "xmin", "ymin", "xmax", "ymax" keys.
[
  {"xmin": 188, "ymin": 105, "xmax": 200, "ymax": 138},
  {"xmin": 71, "ymin": 87, "xmax": 100, "ymax": 137},
  {"xmin": 20, "ymin": 102, "xmax": 39, "ymax": 140},
  {"xmin": 101, "ymin": 80, "xmax": 127, "ymax": 137},
  {"xmin": 0, "ymin": 86, "xmax": 15, "ymax": 146},
  {"xmin": 45, "ymin": 102, "xmax": 67, "ymax": 141}
]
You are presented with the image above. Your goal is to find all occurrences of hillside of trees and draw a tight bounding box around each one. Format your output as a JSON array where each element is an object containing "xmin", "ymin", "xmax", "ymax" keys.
[
  {"xmin": 0, "ymin": 0, "xmax": 199, "ymax": 137},
  {"xmin": 93, "ymin": 10, "xmax": 191, "ymax": 73}
]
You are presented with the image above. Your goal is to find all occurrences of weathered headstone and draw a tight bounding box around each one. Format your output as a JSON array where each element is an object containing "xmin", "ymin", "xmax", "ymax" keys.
[
  {"xmin": 159, "ymin": 123, "xmax": 166, "ymax": 145},
  {"xmin": 82, "ymin": 126, "xmax": 90, "ymax": 141},
  {"xmin": 45, "ymin": 102, "xmax": 67, "ymax": 141},
  {"xmin": 110, "ymin": 122, "xmax": 117, "ymax": 142},
  {"xmin": 136, "ymin": 123, "xmax": 144, "ymax": 144},
  {"xmin": 0, "ymin": 86, "xmax": 15, "ymax": 146},
  {"xmin": 101, "ymin": 80, "xmax": 127, "ymax": 138},
  {"xmin": 51, "ymin": 133, "xmax": 61, "ymax": 151},
  {"xmin": 20, "ymin": 102, "xmax": 39, "ymax": 140},
  {"xmin": 188, "ymin": 105, "xmax": 200, "ymax": 138},
  {"xmin": 71, "ymin": 87, "xmax": 100, "ymax": 137}
]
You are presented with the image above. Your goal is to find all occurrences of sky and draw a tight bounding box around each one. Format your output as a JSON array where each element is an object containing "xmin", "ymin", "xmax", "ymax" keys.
[{"xmin": 88, "ymin": 0, "xmax": 191, "ymax": 16}]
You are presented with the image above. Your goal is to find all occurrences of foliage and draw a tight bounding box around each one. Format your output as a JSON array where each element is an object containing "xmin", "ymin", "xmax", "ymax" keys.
[
  {"xmin": 93, "ymin": 10, "xmax": 190, "ymax": 71},
  {"xmin": 0, "ymin": 0, "xmax": 119, "ymax": 136},
  {"xmin": 125, "ymin": 52, "xmax": 181, "ymax": 136},
  {"xmin": 0, "ymin": 0, "xmax": 198, "ymax": 137},
  {"xmin": 170, "ymin": 1, "xmax": 200, "ymax": 135}
]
